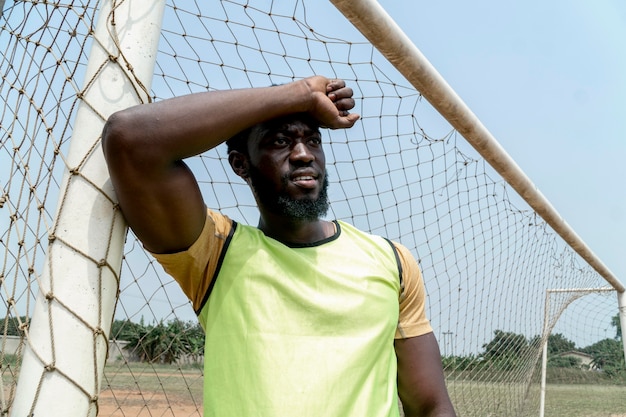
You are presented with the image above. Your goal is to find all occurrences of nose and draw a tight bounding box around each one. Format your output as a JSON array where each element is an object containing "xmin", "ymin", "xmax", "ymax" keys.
[{"xmin": 290, "ymin": 141, "xmax": 315, "ymax": 164}]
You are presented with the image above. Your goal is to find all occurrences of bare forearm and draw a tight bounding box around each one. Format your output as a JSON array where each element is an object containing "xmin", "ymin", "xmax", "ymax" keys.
[{"xmin": 102, "ymin": 80, "xmax": 312, "ymax": 163}]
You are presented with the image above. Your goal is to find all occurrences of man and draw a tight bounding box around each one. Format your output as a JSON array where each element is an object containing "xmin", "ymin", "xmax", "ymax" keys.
[{"xmin": 102, "ymin": 76, "xmax": 456, "ymax": 417}]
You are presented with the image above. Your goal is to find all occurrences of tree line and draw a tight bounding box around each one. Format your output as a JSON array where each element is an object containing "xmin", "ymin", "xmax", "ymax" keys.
[
  {"xmin": 2, "ymin": 314, "xmax": 624, "ymax": 372},
  {"xmin": 443, "ymin": 313, "xmax": 624, "ymax": 379},
  {"xmin": 110, "ymin": 318, "xmax": 204, "ymax": 364},
  {"xmin": 2, "ymin": 315, "xmax": 204, "ymax": 365}
]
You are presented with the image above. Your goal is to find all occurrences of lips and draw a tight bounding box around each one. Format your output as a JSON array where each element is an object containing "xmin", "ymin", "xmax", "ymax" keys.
[{"xmin": 290, "ymin": 170, "xmax": 319, "ymax": 189}]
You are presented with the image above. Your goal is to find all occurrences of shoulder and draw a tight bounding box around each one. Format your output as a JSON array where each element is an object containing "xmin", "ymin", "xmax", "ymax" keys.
[
  {"xmin": 151, "ymin": 208, "xmax": 235, "ymax": 269},
  {"xmin": 150, "ymin": 208, "xmax": 236, "ymax": 312},
  {"xmin": 390, "ymin": 241, "xmax": 431, "ymax": 339},
  {"xmin": 205, "ymin": 208, "xmax": 235, "ymax": 238},
  {"xmin": 390, "ymin": 241, "xmax": 421, "ymax": 276}
]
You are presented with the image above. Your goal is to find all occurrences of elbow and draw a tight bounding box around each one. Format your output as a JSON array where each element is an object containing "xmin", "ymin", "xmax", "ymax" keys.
[
  {"xmin": 101, "ymin": 109, "xmax": 176, "ymax": 185},
  {"xmin": 101, "ymin": 110, "xmax": 133, "ymax": 164},
  {"xmin": 101, "ymin": 109, "xmax": 159, "ymax": 174},
  {"xmin": 101, "ymin": 110, "xmax": 156, "ymax": 185}
]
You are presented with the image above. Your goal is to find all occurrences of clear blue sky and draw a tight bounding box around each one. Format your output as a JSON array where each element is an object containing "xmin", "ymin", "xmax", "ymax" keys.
[{"xmin": 379, "ymin": 0, "xmax": 626, "ymax": 286}]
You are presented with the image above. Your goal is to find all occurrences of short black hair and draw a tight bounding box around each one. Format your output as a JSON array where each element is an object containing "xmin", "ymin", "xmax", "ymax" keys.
[
  {"xmin": 226, "ymin": 126, "xmax": 254, "ymax": 155},
  {"xmin": 225, "ymin": 113, "xmax": 321, "ymax": 155}
]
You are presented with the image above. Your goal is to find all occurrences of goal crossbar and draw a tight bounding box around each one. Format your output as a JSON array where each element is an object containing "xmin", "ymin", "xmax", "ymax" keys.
[{"xmin": 329, "ymin": 0, "xmax": 624, "ymax": 294}]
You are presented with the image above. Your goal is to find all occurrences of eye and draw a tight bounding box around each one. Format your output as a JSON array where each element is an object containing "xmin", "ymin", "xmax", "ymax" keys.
[
  {"xmin": 308, "ymin": 135, "xmax": 322, "ymax": 146},
  {"xmin": 273, "ymin": 136, "xmax": 290, "ymax": 146},
  {"xmin": 265, "ymin": 134, "xmax": 290, "ymax": 147}
]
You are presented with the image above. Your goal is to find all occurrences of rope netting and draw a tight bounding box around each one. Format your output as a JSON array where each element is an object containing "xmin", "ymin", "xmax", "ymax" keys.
[{"xmin": 0, "ymin": 0, "xmax": 620, "ymax": 416}]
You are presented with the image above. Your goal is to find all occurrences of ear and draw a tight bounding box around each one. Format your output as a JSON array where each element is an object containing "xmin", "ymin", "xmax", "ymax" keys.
[{"xmin": 228, "ymin": 151, "xmax": 250, "ymax": 179}]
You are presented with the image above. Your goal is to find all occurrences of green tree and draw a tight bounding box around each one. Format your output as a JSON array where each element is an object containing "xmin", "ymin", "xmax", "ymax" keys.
[
  {"xmin": 611, "ymin": 313, "xmax": 622, "ymax": 340},
  {"xmin": 547, "ymin": 333, "xmax": 576, "ymax": 356},
  {"xmin": 547, "ymin": 355, "xmax": 582, "ymax": 369},
  {"xmin": 110, "ymin": 318, "xmax": 146, "ymax": 341},
  {"xmin": 182, "ymin": 320, "xmax": 205, "ymax": 359},
  {"xmin": 582, "ymin": 338, "xmax": 624, "ymax": 375},
  {"xmin": 481, "ymin": 330, "xmax": 532, "ymax": 369},
  {"xmin": 115, "ymin": 318, "xmax": 205, "ymax": 364},
  {"xmin": 1, "ymin": 316, "xmax": 29, "ymax": 336}
]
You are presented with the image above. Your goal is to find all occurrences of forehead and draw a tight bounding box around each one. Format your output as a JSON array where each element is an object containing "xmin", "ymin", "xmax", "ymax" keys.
[{"xmin": 256, "ymin": 113, "xmax": 320, "ymax": 139}]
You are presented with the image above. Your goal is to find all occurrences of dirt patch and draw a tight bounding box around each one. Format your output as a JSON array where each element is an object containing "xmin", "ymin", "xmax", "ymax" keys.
[{"xmin": 97, "ymin": 389, "xmax": 202, "ymax": 416}]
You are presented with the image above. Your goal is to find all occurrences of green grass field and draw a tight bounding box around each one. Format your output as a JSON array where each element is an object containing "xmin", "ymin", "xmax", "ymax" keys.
[
  {"xmin": 541, "ymin": 384, "xmax": 626, "ymax": 417},
  {"xmin": 5, "ymin": 361, "xmax": 626, "ymax": 416},
  {"xmin": 103, "ymin": 362, "xmax": 204, "ymax": 397},
  {"xmin": 446, "ymin": 380, "xmax": 626, "ymax": 417},
  {"xmin": 100, "ymin": 364, "xmax": 626, "ymax": 417}
]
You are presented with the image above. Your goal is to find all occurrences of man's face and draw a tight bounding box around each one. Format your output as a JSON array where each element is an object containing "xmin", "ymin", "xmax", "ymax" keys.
[{"xmin": 245, "ymin": 115, "xmax": 329, "ymax": 221}]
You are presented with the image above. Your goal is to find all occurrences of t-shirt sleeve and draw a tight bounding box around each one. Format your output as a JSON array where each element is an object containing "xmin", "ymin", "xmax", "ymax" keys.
[
  {"xmin": 150, "ymin": 208, "xmax": 232, "ymax": 313},
  {"xmin": 393, "ymin": 242, "xmax": 433, "ymax": 339}
]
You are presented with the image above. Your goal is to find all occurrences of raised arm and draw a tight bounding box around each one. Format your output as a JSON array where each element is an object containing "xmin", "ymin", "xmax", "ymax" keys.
[
  {"xmin": 395, "ymin": 333, "xmax": 457, "ymax": 417},
  {"xmin": 101, "ymin": 76, "xmax": 358, "ymax": 253}
]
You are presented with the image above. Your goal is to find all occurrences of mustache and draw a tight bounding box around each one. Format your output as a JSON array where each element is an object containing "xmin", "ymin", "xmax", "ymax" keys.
[{"xmin": 248, "ymin": 164, "xmax": 330, "ymax": 221}]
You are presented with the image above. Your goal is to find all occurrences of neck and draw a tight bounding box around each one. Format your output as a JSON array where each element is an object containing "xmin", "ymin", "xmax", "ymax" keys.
[{"xmin": 257, "ymin": 212, "xmax": 335, "ymax": 245}]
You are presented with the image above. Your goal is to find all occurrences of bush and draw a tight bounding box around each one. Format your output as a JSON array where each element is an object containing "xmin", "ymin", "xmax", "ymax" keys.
[{"xmin": 110, "ymin": 318, "xmax": 204, "ymax": 364}]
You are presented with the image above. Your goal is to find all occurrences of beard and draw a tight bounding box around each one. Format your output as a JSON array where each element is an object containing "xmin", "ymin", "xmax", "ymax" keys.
[{"xmin": 247, "ymin": 164, "xmax": 330, "ymax": 222}]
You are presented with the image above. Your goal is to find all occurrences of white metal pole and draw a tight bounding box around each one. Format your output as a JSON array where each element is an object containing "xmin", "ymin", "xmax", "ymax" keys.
[
  {"xmin": 329, "ymin": 0, "xmax": 624, "ymax": 293},
  {"xmin": 539, "ymin": 340, "xmax": 548, "ymax": 417},
  {"xmin": 11, "ymin": 1, "xmax": 165, "ymax": 416},
  {"xmin": 618, "ymin": 291, "xmax": 626, "ymax": 364},
  {"xmin": 539, "ymin": 292, "xmax": 550, "ymax": 417}
]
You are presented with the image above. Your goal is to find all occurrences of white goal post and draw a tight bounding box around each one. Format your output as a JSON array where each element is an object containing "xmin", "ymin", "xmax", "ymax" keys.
[{"xmin": 10, "ymin": 1, "xmax": 166, "ymax": 415}]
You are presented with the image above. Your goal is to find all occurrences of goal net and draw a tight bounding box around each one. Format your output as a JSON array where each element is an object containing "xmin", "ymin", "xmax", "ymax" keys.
[{"xmin": 1, "ymin": 0, "xmax": 621, "ymax": 416}]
